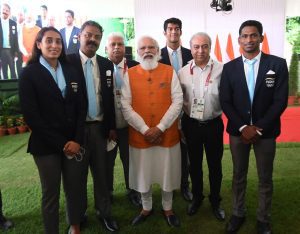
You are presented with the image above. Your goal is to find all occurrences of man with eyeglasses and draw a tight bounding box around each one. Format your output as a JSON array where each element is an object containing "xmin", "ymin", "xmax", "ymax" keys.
[
  {"xmin": 178, "ymin": 32, "xmax": 225, "ymax": 221},
  {"xmin": 68, "ymin": 20, "xmax": 118, "ymax": 232},
  {"xmin": 220, "ymin": 20, "xmax": 288, "ymax": 234},
  {"xmin": 159, "ymin": 17, "xmax": 193, "ymax": 202},
  {"xmin": 121, "ymin": 35, "xmax": 183, "ymax": 228}
]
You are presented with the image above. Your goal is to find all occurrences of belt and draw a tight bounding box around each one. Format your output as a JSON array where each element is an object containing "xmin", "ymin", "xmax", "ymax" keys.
[
  {"xmin": 188, "ymin": 115, "xmax": 222, "ymax": 126},
  {"xmin": 85, "ymin": 120, "xmax": 102, "ymax": 125}
]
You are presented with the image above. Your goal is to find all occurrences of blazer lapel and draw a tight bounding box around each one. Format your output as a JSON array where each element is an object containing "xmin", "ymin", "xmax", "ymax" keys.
[
  {"xmin": 255, "ymin": 52, "xmax": 268, "ymax": 95},
  {"xmin": 161, "ymin": 47, "xmax": 171, "ymax": 65}
]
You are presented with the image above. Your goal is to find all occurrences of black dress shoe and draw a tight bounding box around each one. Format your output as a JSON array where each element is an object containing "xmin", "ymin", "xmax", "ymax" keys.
[
  {"xmin": 132, "ymin": 210, "xmax": 153, "ymax": 226},
  {"xmin": 257, "ymin": 220, "xmax": 272, "ymax": 234},
  {"xmin": 187, "ymin": 199, "xmax": 202, "ymax": 216},
  {"xmin": 128, "ymin": 190, "xmax": 142, "ymax": 207},
  {"xmin": 181, "ymin": 187, "xmax": 193, "ymax": 201},
  {"xmin": 102, "ymin": 217, "xmax": 119, "ymax": 232},
  {"xmin": 212, "ymin": 206, "xmax": 225, "ymax": 221},
  {"xmin": 0, "ymin": 215, "xmax": 14, "ymax": 230},
  {"xmin": 163, "ymin": 213, "xmax": 180, "ymax": 227},
  {"xmin": 226, "ymin": 215, "xmax": 245, "ymax": 233}
]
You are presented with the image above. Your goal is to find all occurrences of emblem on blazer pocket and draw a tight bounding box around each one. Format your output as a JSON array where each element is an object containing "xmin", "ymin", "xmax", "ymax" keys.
[
  {"xmin": 265, "ymin": 77, "xmax": 275, "ymax": 88},
  {"xmin": 71, "ymin": 82, "xmax": 78, "ymax": 92},
  {"xmin": 72, "ymin": 35, "xmax": 78, "ymax": 44}
]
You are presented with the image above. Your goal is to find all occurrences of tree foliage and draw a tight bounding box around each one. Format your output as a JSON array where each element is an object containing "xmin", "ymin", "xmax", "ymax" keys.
[{"xmin": 286, "ymin": 17, "xmax": 300, "ymax": 54}]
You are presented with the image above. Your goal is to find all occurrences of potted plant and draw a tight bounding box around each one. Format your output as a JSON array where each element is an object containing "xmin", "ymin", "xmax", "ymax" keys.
[
  {"xmin": 16, "ymin": 115, "xmax": 28, "ymax": 133},
  {"xmin": 0, "ymin": 115, "xmax": 7, "ymax": 137},
  {"xmin": 6, "ymin": 116, "xmax": 17, "ymax": 135}
]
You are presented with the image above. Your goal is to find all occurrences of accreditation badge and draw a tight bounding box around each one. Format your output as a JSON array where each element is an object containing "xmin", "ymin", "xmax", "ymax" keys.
[{"xmin": 190, "ymin": 98, "xmax": 205, "ymax": 120}]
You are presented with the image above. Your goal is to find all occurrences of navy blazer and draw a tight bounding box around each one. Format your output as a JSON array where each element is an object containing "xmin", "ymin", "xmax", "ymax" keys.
[
  {"xmin": 219, "ymin": 52, "xmax": 288, "ymax": 138},
  {"xmin": 68, "ymin": 53, "xmax": 116, "ymax": 137},
  {"xmin": 0, "ymin": 19, "xmax": 19, "ymax": 54},
  {"xmin": 60, "ymin": 26, "xmax": 80, "ymax": 55},
  {"xmin": 19, "ymin": 62, "xmax": 87, "ymax": 155},
  {"xmin": 159, "ymin": 46, "xmax": 192, "ymax": 67},
  {"xmin": 126, "ymin": 59, "xmax": 139, "ymax": 68}
]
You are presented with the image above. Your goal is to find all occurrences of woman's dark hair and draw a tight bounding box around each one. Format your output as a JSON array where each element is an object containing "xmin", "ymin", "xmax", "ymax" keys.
[{"xmin": 27, "ymin": 27, "xmax": 67, "ymax": 65}]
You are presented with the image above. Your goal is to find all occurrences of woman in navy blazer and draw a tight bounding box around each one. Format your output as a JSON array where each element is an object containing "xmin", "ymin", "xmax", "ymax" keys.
[{"xmin": 19, "ymin": 27, "xmax": 86, "ymax": 234}]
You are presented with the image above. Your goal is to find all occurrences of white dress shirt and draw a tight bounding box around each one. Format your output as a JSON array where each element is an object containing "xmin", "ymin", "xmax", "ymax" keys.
[{"xmin": 178, "ymin": 58, "xmax": 223, "ymax": 121}]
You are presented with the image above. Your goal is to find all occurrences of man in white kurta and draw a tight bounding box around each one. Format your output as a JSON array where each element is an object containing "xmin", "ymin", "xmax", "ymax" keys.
[{"xmin": 121, "ymin": 35, "xmax": 183, "ymax": 227}]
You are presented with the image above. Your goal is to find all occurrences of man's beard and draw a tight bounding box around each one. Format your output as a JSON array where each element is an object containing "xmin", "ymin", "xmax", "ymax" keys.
[{"xmin": 137, "ymin": 53, "xmax": 160, "ymax": 70}]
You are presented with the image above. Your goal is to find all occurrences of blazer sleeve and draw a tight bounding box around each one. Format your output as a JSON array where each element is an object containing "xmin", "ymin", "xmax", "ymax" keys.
[
  {"xmin": 255, "ymin": 58, "xmax": 288, "ymax": 131},
  {"xmin": 19, "ymin": 66, "xmax": 68, "ymax": 152},
  {"xmin": 219, "ymin": 62, "xmax": 246, "ymax": 131}
]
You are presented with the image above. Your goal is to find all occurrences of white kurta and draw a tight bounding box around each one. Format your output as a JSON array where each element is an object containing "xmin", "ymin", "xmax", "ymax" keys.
[{"xmin": 121, "ymin": 66, "xmax": 183, "ymax": 193}]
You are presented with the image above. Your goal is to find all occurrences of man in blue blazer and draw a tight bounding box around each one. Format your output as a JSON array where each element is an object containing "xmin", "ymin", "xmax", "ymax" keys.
[
  {"xmin": 0, "ymin": 3, "xmax": 18, "ymax": 79},
  {"xmin": 220, "ymin": 20, "xmax": 288, "ymax": 234},
  {"xmin": 68, "ymin": 20, "xmax": 118, "ymax": 232},
  {"xmin": 60, "ymin": 10, "xmax": 80, "ymax": 55},
  {"xmin": 159, "ymin": 17, "xmax": 193, "ymax": 203}
]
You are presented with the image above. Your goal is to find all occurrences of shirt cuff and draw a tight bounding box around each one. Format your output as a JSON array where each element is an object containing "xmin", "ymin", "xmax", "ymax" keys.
[
  {"xmin": 239, "ymin": 125, "xmax": 247, "ymax": 132},
  {"xmin": 140, "ymin": 125, "xmax": 149, "ymax": 135},
  {"xmin": 157, "ymin": 123, "xmax": 166, "ymax": 132}
]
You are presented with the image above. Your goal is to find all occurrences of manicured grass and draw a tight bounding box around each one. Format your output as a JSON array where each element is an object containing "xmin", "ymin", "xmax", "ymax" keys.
[{"xmin": 0, "ymin": 133, "xmax": 299, "ymax": 233}]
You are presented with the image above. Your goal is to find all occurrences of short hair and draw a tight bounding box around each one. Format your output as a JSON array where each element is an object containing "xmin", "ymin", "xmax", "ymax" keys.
[
  {"xmin": 40, "ymin": 5, "xmax": 47, "ymax": 11},
  {"xmin": 65, "ymin": 10, "xmax": 74, "ymax": 18},
  {"xmin": 80, "ymin": 20, "xmax": 103, "ymax": 34},
  {"xmin": 27, "ymin": 27, "xmax": 67, "ymax": 65},
  {"xmin": 239, "ymin": 20, "xmax": 263, "ymax": 36},
  {"xmin": 189, "ymin": 32, "xmax": 212, "ymax": 48},
  {"xmin": 1, "ymin": 3, "xmax": 11, "ymax": 10},
  {"xmin": 106, "ymin": 32, "xmax": 124, "ymax": 46},
  {"xmin": 163, "ymin": 17, "xmax": 182, "ymax": 32}
]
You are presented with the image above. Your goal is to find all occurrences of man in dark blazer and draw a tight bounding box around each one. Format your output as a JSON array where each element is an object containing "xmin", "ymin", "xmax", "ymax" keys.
[
  {"xmin": 105, "ymin": 32, "xmax": 141, "ymax": 207},
  {"xmin": 220, "ymin": 20, "xmax": 288, "ymax": 234},
  {"xmin": 159, "ymin": 17, "xmax": 193, "ymax": 202},
  {"xmin": 0, "ymin": 3, "xmax": 18, "ymax": 79},
  {"xmin": 68, "ymin": 20, "xmax": 119, "ymax": 232},
  {"xmin": 59, "ymin": 10, "xmax": 80, "ymax": 55}
]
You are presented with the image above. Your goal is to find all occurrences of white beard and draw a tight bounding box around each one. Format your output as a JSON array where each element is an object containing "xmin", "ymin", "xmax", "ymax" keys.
[{"xmin": 137, "ymin": 54, "xmax": 160, "ymax": 70}]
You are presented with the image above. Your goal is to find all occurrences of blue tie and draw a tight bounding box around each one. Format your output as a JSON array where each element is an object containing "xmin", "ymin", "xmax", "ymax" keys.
[
  {"xmin": 114, "ymin": 64, "xmax": 122, "ymax": 89},
  {"xmin": 85, "ymin": 59, "xmax": 97, "ymax": 119},
  {"xmin": 172, "ymin": 50, "xmax": 179, "ymax": 74},
  {"xmin": 245, "ymin": 59, "xmax": 257, "ymax": 104}
]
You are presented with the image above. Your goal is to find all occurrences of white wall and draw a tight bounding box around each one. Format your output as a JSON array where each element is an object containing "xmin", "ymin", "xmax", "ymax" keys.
[{"xmin": 134, "ymin": 0, "xmax": 286, "ymax": 60}]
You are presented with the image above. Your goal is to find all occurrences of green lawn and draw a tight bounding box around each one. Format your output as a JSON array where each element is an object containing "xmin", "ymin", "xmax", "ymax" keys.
[{"xmin": 0, "ymin": 133, "xmax": 300, "ymax": 234}]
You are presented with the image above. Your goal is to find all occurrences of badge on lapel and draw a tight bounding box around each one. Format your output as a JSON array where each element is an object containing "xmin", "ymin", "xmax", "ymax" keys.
[
  {"xmin": 12, "ymin": 25, "xmax": 16, "ymax": 34},
  {"xmin": 265, "ymin": 70, "xmax": 275, "ymax": 88},
  {"xmin": 72, "ymin": 35, "xmax": 78, "ymax": 44},
  {"xmin": 106, "ymin": 70, "xmax": 112, "ymax": 87},
  {"xmin": 71, "ymin": 82, "xmax": 78, "ymax": 92}
]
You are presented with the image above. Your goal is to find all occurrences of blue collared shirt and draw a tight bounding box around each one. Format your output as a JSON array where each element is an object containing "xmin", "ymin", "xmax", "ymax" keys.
[{"xmin": 39, "ymin": 56, "xmax": 66, "ymax": 97}]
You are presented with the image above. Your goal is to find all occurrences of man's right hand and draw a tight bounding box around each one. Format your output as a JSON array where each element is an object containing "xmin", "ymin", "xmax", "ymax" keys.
[{"xmin": 241, "ymin": 125, "xmax": 260, "ymax": 144}]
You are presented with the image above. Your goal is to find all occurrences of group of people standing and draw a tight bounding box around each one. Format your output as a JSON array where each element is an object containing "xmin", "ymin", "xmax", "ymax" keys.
[
  {"xmin": 0, "ymin": 3, "xmax": 80, "ymax": 80},
  {"xmin": 0, "ymin": 11, "xmax": 288, "ymax": 234}
]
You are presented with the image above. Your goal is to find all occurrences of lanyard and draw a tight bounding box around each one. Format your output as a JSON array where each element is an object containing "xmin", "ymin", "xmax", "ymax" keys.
[
  {"xmin": 123, "ymin": 58, "xmax": 127, "ymax": 75},
  {"xmin": 190, "ymin": 61, "xmax": 214, "ymax": 98}
]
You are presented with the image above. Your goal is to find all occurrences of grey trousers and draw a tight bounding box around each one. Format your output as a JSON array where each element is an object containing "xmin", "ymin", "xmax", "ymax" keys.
[
  {"xmin": 107, "ymin": 127, "xmax": 130, "ymax": 191},
  {"xmin": 229, "ymin": 135, "xmax": 276, "ymax": 223},
  {"xmin": 83, "ymin": 122, "xmax": 111, "ymax": 218},
  {"xmin": 34, "ymin": 153, "xmax": 86, "ymax": 234}
]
